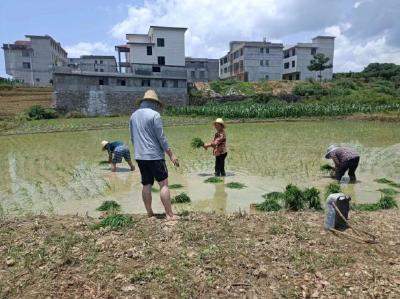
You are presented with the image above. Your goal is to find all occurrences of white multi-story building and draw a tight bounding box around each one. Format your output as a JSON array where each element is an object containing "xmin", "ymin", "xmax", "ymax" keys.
[
  {"xmin": 67, "ymin": 55, "xmax": 117, "ymax": 73},
  {"xmin": 2, "ymin": 35, "xmax": 67, "ymax": 86},
  {"xmin": 282, "ymin": 36, "xmax": 335, "ymax": 80},
  {"xmin": 219, "ymin": 40, "xmax": 284, "ymax": 82}
]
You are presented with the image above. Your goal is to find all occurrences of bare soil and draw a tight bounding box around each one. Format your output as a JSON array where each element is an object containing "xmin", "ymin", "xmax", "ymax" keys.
[{"xmin": 1, "ymin": 211, "xmax": 399, "ymax": 298}]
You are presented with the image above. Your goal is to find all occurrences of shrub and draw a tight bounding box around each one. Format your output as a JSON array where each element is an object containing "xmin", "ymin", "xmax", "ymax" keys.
[
  {"xmin": 96, "ymin": 200, "xmax": 121, "ymax": 212},
  {"xmin": 292, "ymin": 82, "xmax": 329, "ymax": 97},
  {"xmin": 26, "ymin": 105, "xmax": 58, "ymax": 120},
  {"xmin": 171, "ymin": 192, "xmax": 191, "ymax": 204},
  {"xmin": 253, "ymin": 92, "xmax": 273, "ymax": 104}
]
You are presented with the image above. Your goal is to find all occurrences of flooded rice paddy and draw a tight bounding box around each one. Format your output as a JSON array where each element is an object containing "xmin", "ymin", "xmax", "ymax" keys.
[{"xmin": 0, "ymin": 120, "xmax": 399, "ymax": 216}]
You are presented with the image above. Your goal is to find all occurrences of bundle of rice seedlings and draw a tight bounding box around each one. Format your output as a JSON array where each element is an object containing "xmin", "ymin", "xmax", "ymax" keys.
[
  {"xmin": 303, "ymin": 187, "xmax": 322, "ymax": 210},
  {"xmin": 378, "ymin": 195, "xmax": 398, "ymax": 209},
  {"xmin": 374, "ymin": 178, "xmax": 400, "ymax": 188},
  {"xmin": 204, "ymin": 177, "xmax": 223, "ymax": 183},
  {"xmin": 171, "ymin": 192, "xmax": 191, "ymax": 204},
  {"xmin": 255, "ymin": 197, "xmax": 282, "ymax": 212},
  {"xmin": 169, "ymin": 184, "xmax": 184, "ymax": 189},
  {"xmin": 325, "ymin": 183, "xmax": 341, "ymax": 198},
  {"xmin": 283, "ymin": 184, "xmax": 305, "ymax": 211},
  {"xmin": 191, "ymin": 137, "xmax": 205, "ymax": 149},
  {"xmin": 92, "ymin": 214, "xmax": 134, "ymax": 230},
  {"xmin": 320, "ymin": 164, "xmax": 334, "ymax": 171},
  {"xmin": 225, "ymin": 182, "xmax": 246, "ymax": 189},
  {"xmin": 378, "ymin": 188, "xmax": 399, "ymax": 196},
  {"xmin": 96, "ymin": 200, "xmax": 121, "ymax": 212}
]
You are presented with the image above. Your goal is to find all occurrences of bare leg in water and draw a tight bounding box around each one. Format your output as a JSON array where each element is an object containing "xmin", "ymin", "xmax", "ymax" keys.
[
  {"xmin": 142, "ymin": 184, "xmax": 154, "ymax": 217},
  {"xmin": 158, "ymin": 179, "xmax": 177, "ymax": 221}
]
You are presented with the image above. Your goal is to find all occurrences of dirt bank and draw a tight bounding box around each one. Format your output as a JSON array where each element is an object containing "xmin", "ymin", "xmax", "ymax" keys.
[{"xmin": 1, "ymin": 211, "xmax": 399, "ymax": 298}]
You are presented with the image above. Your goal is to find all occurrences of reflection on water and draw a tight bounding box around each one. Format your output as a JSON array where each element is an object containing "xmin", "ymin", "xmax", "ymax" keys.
[{"xmin": 0, "ymin": 120, "xmax": 399, "ymax": 216}]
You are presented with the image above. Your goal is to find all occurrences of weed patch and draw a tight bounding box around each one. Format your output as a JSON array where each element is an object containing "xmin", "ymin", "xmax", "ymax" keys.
[
  {"xmin": 96, "ymin": 200, "xmax": 121, "ymax": 212},
  {"xmin": 130, "ymin": 267, "xmax": 166, "ymax": 283},
  {"xmin": 92, "ymin": 214, "xmax": 134, "ymax": 230}
]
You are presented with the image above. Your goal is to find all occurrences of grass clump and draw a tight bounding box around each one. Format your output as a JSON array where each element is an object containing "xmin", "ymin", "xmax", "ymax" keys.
[
  {"xmin": 354, "ymin": 195, "xmax": 398, "ymax": 211},
  {"xmin": 171, "ymin": 193, "xmax": 191, "ymax": 204},
  {"xmin": 374, "ymin": 177, "xmax": 400, "ymax": 188},
  {"xmin": 96, "ymin": 200, "xmax": 121, "ymax": 212},
  {"xmin": 225, "ymin": 182, "xmax": 246, "ymax": 189},
  {"xmin": 204, "ymin": 177, "xmax": 223, "ymax": 183},
  {"xmin": 130, "ymin": 267, "xmax": 166, "ymax": 283},
  {"xmin": 92, "ymin": 214, "xmax": 134, "ymax": 230},
  {"xmin": 191, "ymin": 137, "xmax": 204, "ymax": 149},
  {"xmin": 169, "ymin": 183, "xmax": 184, "ymax": 189}
]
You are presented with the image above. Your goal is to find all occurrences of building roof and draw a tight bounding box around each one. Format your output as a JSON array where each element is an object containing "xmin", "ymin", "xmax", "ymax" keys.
[
  {"xmin": 80, "ymin": 55, "xmax": 116, "ymax": 59},
  {"xmin": 149, "ymin": 26, "xmax": 187, "ymax": 31},
  {"xmin": 312, "ymin": 36, "xmax": 336, "ymax": 39},
  {"xmin": 15, "ymin": 40, "xmax": 32, "ymax": 46}
]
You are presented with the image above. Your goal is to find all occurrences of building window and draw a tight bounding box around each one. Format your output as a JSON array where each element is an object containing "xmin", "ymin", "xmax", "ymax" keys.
[
  {"xmin": 260, "ymin": 60, "xmax": 263, "ymax": 66},
  {"xmin": 100, "ymin": 69, "xmax": 104, "ymax": 72},
  {"xmin": 158, "ymin": 56, "xmax": 165, "ymax": 65},
  {"xmin": 260, "ymin": 48, "xmax": 264, "ymax": 53},
  {"xmin": 292, "ymin": 61, "xmax": 295, "ymax": 67},
  {"xmin": 224, "ymin": 67, "xmax": 227, "ymax": 73},
  {"xmin": 117, "ymin": 79, "xmax": 126, "ymax": 86},
  {"xmin": 95, "ymin": 60, "xmax": 98, "ymax": 64},
  {"xmin": 220, "ymin": 59, "xmax": 224, "ymax": 66},
  {"xmin": 22, "ymin": 50, "xmax": 30, "ymax": 57},
  {"xmin": 311, "ymin": 48, "xmax": 317, "ymax": 55},
  {"xmin": 220, "ymin": 69, "xmax": 223, "ymax": 75},
  {"xmin": 296, "ymin": 74, "xmax": 300, "ymax": 80},
  {"xmin": 265, "ymin": 75, "xmax": 269, "ymax": 80},
  {"xmin": 199, "ymin": 71, "xmax": 205, "ymax": 79},
  {"xmin": 191, "ymin": 71, "xmax": 195, "ymax": 78},
  {"xmin": 157, "ymin": 38, "xmax": 165, "ymax": 47},
  {"xmin": 284, "ymin": 50, "xmax": 289, "ymax": 58},
  {"xmin": 266, "ymin": 48, "xmax": 269, "ymax": 54},
  {"xmin": 141, "ymin": 79, "xmax": 150, "ymax": 87},
  {"xmin": 239, "ymin": 60, "xmax": 244, "ymax": 72},
  {"xmin": 223, "ymin": 57, "xmax": 228, "ymax": 64},
  {"xmin": 100, "ymin": 60, "xmax": 103, "ymax": 64},
  {"xmin": 95, "ymin": 69, "xmax": 98, "ymax": 72},
  {"xmin": 265, "ymin": 60, "xmax": 269, "ymax": 66},
  {"xmin": 99, "ymin": 79, "xmax": 109, "ymax": 85},
  {"xmin": 147, "ymin": 46, "xmax": 152, "ymax": 55},
  {"xmin": 292, "ymin": 49, "xmax": 296, "ymax": 56},
  {"xmin": 22, "ymin": 62, "xmax": 31, "ymax": 69},
  {"xmin": 240, "ymin": 48, "xmax": 243, "ymax": 56},
  {"xmin": 284, "ymin": 62, "xmax": 290, "ymax": 69},
  {"xmin": 162, "ymin": 80, "xmax": 167, "ymax": 87},
  {"xmin": 152, "ymin": 66, "xmax": 161, "ymax": 72},
  {"xmin": 173, "ymin": 80, "xmax": 179, "ymax": 88},
  {"xmin": 36, "ymin": 78, "xmax": 40, "ymax": 82}
]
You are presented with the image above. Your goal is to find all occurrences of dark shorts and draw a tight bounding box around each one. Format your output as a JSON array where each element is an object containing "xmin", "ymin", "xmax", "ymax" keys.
[
  {"xmin": 336, "ymin": 156, "xmax": 360, "ymax": 180},
  {"xmin": 136, "ymin": 159, "xmax": 168, "ymax": 186},
  {"xmin": 112, "ymin": 145, "xmax": 131, "ymax": 164}
]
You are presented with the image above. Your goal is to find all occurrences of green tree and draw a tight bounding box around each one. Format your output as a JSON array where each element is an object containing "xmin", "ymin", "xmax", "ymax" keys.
[{"xmin": 308, "ymin": 53, "xmax": 333, "ymax": 81}]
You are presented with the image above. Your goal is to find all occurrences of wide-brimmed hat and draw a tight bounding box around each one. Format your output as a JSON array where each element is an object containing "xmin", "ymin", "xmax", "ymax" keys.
[
  {"xmin": 325, "ymin": 144, "xmax": 338, "ymax": 159},
  {"xmin": 214, "ymin": 118, "xmax": 225, "ymax": 127},
  {"xmin": 101, "ymin": 140, "xmax": 109, "ymax": 151},
  {"xmin": 139, "ymin": 89, "xmax": 163, "ymax": 106}
]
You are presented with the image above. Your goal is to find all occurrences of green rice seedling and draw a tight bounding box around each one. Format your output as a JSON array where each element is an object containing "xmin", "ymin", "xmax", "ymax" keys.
[
  {"xmin": 353, "ymin": 203, "xmax": 380, "ymax": 211},
  {"xmin": 191, "ymin": 137, "xmax": 205, "ymax": 149},
  {"xmin": 283, "ymin": 184, "xmax": 305, "ymax": 211},
  {"xmin": 378, "ymin": 188, "xmax": 399, "ymax": 196},
  {"xmin": 325, "ymin": 183, "xmax": 341, "ymax": 198},
  {"xmin": 204, "ymin": 177, "xmax": 223, "ymax": 183},
  {"xmin": 169, "ymin": 184, "xmax": 184, "ymax": 189},
  {"xmin": 171, "ymin": 192, "xmax": 191, "ymax": 204},
  {"xmin": 303, "ymin": 187, "xmax": 322, "ymax": 210},
  {"xmin": 255, "ymin": 196, "xmax": 282, "ymax": 212},
  {"xmin": 263, "ymin": 191, "xmax": 284, "ymax": 201},
  {"xmin": 225, "ymin": 182, "xmax": 246, "ymax": 189},
  {"xmin": 378, "ymin": 195, "xmax": 398, "ymax": 209},
  {"xmin": 320, "ymin": 164, "xmax": 334, "ymax": 171},
  {"xmin": 374, "ymin": 178, "xmax": 400, "ymax": 188},
  {"xmin": 96, "ymin": 200, "xmax": 121, "ymax": 212},
  {"xmin": 92, "ymin": 214, "xmax": 134, "ymax": 230}
]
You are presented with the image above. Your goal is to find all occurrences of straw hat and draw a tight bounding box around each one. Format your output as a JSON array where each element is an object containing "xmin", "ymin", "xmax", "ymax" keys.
[
  {"xmin": 325, "ymin": 144, "xmax": 338, "ymax": 159},
  {"xmin": 214, "ymin": 118, "xmax": 225, "ymax": 127},
  {"xmin": 139, "ymin": 89, "xmax": 163, "ymax": 106},
  {"xmin": 101, "ymin": 140, "xmax": 109, "ymax": 151}
]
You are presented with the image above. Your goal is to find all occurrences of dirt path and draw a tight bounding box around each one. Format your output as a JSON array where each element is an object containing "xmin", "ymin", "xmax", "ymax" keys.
[{"xmin": 1, "ymin": 211, "xmax": 399, "ymax": 298}]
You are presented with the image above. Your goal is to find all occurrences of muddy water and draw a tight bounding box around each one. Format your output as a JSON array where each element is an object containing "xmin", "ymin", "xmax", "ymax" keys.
[{"xmin": 0, "ymin": 120, "xmax": 399, "ymax": 216}]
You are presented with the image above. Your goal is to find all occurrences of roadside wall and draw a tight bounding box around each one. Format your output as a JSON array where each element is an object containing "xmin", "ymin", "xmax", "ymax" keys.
[{"xmin": 53, "ymin": 72, "xmax": 188, "ymax": 116}]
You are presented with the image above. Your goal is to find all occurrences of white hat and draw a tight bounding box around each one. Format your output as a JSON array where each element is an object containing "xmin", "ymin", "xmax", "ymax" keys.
[
  {"xmin": 101, "ymin": 140, "xmax": 109, "ymax": 151},
  {"xmin": 325, "ymin": 144, "xmax": 338, "ymax": 159},
  {"xmin": 214, "ymin": 118, "xmax": 225, "ymax": 127}
]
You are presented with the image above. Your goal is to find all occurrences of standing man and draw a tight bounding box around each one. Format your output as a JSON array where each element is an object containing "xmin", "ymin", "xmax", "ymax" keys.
[
  {"xmin": 325, "ymin": 145, "xmax": 360, "ymax": 183},
  {"xmin": 129, "ymin": 90, "xmax": 179, "ymax": 221}
]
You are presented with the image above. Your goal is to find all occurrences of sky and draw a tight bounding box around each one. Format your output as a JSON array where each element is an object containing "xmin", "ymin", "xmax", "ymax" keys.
[{"xmin": 1, "ymin": 0, "xmax": 399, "ymax": 77}]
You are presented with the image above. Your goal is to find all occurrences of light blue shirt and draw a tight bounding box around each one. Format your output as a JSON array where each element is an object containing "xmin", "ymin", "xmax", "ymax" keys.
[{"xmin": 129, "ymin": 101, "xmax": 170, "ymax": 160}]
